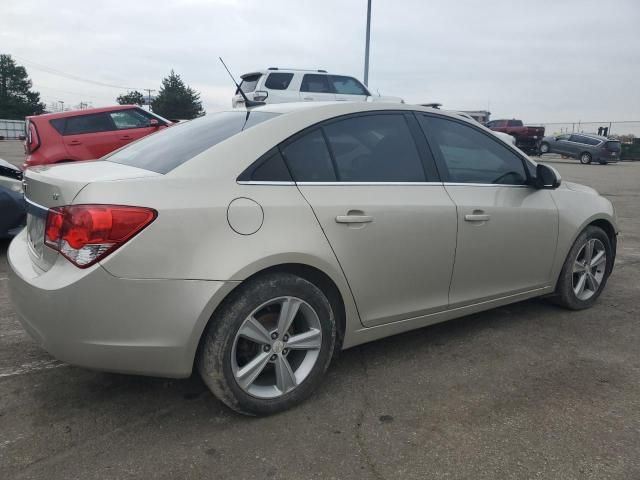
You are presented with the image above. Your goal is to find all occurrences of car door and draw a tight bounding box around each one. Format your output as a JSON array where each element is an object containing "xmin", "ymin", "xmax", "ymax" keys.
[
  {"xmin": 299, "ymin": 74, "xmax": 336, "ymax": 102},
  {"xmin": 329, "ymin": 75, "xmax": 370, "ymax": 102},
  {"xmin": 281, "ymin": 112, "xmax": 457, "ymax": 327},
  {"xmin": 62, "ymin": 112, "xmax": 119, "ymax": 160},
  {"xmin": 108, "ymin": 108, "xmax": 161, "ymax": 148},
  {"xmin": 417, "ymin": 114, "xmax": 558, "ymax": 307},
  {"xmin": 263, "ymin": 72, "xmax": 299, "ymax": 104},
  {"xmin": 551, "ymin": 134, "xmax": 571, "ymax": 154}
]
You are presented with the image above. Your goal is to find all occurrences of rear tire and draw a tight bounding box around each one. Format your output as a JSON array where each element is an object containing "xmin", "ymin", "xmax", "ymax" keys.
[
  {"xmin": 539, "ymin": 142, "xmax": 550, "ymax": 154},
  {"xmin": 552, "ymin": 226, "xmax": 613, "ymax": 310},
  {"xmin": 580, "ymin": 152, "xmax": 592, "ymax": 164},
  {"xmin": 198, "ymin": 273, "xmax": 336, "ymax": 416}
]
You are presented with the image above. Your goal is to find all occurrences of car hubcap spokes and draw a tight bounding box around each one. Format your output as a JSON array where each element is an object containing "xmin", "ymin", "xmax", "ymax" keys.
[
  {"xmin": 572, "ymin": 238, "xmax": 606, "ymax": 300},
  {"xmin": 231, "ymin": 296, "xmax": 322, "ymax": 399}
]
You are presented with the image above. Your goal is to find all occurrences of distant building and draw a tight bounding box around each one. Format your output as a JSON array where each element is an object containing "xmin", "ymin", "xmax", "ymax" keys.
[{"xmin": 462, "ymin": 110, "xmax": 490, "ymax": 124}]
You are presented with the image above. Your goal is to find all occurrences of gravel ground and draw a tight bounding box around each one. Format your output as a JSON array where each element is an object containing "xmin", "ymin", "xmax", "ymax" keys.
[{"xmin": 1, "ymin": 140, "xmax": 639, "ymax": 479}]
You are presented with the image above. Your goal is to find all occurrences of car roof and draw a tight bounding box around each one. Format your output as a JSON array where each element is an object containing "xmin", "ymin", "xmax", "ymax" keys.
[
  {"xmin": 233, "ymin": 101, "xmax": 450, "ymax": 116},
  {"xmin": 241, "ymin": 68, "xmax": 332, "ymax": 78},
  {"xmin": 570, "ymin": 132, "xmax": 611, "ymax": 141},
  {"xmin": 27, "ymin": 104, "xmax": 140, "ymax": 120}
]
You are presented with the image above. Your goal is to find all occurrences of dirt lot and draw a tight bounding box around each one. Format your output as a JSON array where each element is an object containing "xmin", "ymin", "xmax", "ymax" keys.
[{"xmin": 1, "ymin": 140, "xmax": 639, "ymax": 479}]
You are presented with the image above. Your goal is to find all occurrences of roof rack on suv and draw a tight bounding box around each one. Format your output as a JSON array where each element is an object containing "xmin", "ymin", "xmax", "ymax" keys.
[{"xmin": 267, "ymin": 67, "xmax": 327, "ymax": 73}]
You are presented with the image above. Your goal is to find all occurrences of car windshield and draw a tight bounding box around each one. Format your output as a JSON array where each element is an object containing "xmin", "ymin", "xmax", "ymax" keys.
[{"xmin": 106, "ymin": 111, "xmax": 279, "ymax": 174}]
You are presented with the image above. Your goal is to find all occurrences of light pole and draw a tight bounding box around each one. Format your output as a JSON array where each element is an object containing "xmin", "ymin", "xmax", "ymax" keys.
[
  {"xmin": 59, "ymin": 100, "xmax": 65, "ymax": 112},
  {"xmin": 363, "ymin": 0, "xmax": 372, "ymax": 86}
]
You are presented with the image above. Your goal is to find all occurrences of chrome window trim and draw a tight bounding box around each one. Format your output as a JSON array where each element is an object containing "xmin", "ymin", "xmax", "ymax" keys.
[
  {"xmin": 25, "ymin": 197, "xmax": 50, "ymax": 217},
  {"xmin": 443, "ymin": 182, "xmax": 530, "ymax": 188},
  {"xmin": 237, "ymin": 180, "xmax": 296, "ymax": 186},
  {"xmin": 296, "ymin": 181, "xmax": 444, "ymax": 186}
]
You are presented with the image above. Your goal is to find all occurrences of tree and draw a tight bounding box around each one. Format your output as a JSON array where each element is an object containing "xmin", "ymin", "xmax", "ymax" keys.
[
  {"xmin": 0, "ymin": 54, "xmax": 45, "ymax": 119},
  {"xmin": 151, "ymin": 70, "xmax": 204, "ymax": 120},
  {"xmin": 116, "ymin": 90, "xmax": 145, "ymax": 106}
]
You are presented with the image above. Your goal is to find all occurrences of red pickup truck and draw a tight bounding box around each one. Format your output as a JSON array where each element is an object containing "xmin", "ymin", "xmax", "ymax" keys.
[{"xmin": 485, "ymin": 119, "xmax": 545, "ymax": 154}]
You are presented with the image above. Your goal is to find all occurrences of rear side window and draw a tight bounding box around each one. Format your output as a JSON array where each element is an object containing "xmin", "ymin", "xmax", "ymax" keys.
[
  {"xmin": 238, "ymin": 74, "xmax": 261, "ymax": 93},
  {"xmin": 107, "ymin": 111, "xmax": 279, "ymax": 174},
  {"xmin": 605, "ymin": 141, "xmax": 621, "ymax": 152},
  {"xmin": 265, "ymin": 73, "xmax": 294, "ymax": 90},
  {"xmin": 322, "ymin": 114, "xmax": 425, "ymax": 182},
  {"xmin": 109, "ymin": 109, "xmax": 152, "ymax": 129},
  {"xmin": 49, "ymin": 118, "xmax": 65, "ymax": 134},
  {"xmin": 64, "ymin": 113, "xmax": 113, "ymax": 135},
  {"xmin": 248, "ymin": 150, "xmax": 292, "ymax": 182},
  {"xmin": 329, "ymin": 75, "xmax": 369, "ymax": 95},
  {"xmin": 584, "ymin": 137, "xmax": 601, "ymax": 146},
  {"xmin": 281, "ymin": 129, "xmax": 336, "ymax": 181},
  {"xmin": 419, "ymin": 115, "xmax": 527, "ymax": 185},
  {"xmin": 300, "ymin": 74, "xmax": 331, "ymax": 93},
  {"xmin": 569, "ymin": 135, "xmax": 585, "ymax": 143}
]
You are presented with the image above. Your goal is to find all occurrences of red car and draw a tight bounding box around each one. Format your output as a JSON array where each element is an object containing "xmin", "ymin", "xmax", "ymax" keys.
[{"xmin": 24, "ymin": 105, "xmax": 172, "ymax": 168}]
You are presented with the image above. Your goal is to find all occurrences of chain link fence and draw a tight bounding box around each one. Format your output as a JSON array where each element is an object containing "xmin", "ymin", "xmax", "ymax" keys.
[{"xmin": 0, "ymin": 119, "xmax": 26, "ymax": 140}]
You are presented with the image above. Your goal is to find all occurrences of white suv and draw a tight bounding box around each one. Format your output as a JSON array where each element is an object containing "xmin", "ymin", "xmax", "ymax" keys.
[{"xmin": 232, "ymin": 68, "xmax": 403, "ymax": 107}]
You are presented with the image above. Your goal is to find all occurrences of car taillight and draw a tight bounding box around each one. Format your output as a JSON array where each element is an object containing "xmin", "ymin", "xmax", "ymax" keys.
[
  {"xmin": 25, "ymin": 123, "xmax": 40, "ymax": 154},
  {"xmin": 44, "ymin": 205, "xmax": 157, "ymax": 268}
]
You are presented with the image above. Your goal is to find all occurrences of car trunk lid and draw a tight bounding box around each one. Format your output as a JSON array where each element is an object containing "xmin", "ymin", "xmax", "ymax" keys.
[{"xmin": 23, "ymin": 161, "xmax": 160, "ymax": 271}]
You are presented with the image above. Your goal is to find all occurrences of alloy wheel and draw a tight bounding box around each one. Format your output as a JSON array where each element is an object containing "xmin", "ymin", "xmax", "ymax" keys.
[
  {"xmin": 231, "ymin": 296, "xmax": 322, "ymax": 399},
  {"xmin": 572, "ymin": 238, "xmax": 606, "ymax": 301}
]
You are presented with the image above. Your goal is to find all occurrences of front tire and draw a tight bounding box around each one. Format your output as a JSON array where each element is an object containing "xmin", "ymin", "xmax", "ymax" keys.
[
  {"xmin": 198, "ymin": 273, "xmax": 336, "ymax": 416},
  {"xmin": 539, "ymin": 142, "xmax": 550, "ymax": 154},
  {"xmin": 552, "ymin": 226, "xmax": 613, "ymax": 310},
  {"xmin": 580, "ymin": 152, "xmax": 592, "ymax": 164}
]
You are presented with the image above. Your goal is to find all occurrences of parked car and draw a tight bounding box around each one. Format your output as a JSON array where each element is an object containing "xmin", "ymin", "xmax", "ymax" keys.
[
  {"xmin": 9, "ymin": 102, "xmax": 617, "ymax": 416},
  {"xmin": 232, "ymin": 68, "xmax": 403, "ymax": 107},
  {"xmin": 0, "ymin": 158, "xmax": 25, "ymax": 238},
  {"xmin": 486, "ymin": 119, "xmax": 545, "ymax": 154},
  {"xmin": 24, "ymin": 105, "xmax": 172, "ymax": 168},
  {"xmin": 539, "ymin": 133, "xmax": 621, "ymax": 164},
  {"xmin": 454, "ymin": 112, "xmax": 516, "ymax": 146}
]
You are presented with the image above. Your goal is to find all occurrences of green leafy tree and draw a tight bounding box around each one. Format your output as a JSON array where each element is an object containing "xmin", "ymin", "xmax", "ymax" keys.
[
  {"xmin": 151, "ymin": 70, "xmax": 204, "ymax": 120},
  {"xmin": 116, "ymin": 90, "xmax": 145, "ymax": 106},
  {"xmin": 0, "ymin": 54, "xmax": 45, "ymax": 119}
]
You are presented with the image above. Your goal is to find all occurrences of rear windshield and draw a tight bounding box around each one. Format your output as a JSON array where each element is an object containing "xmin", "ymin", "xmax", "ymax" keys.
[
  {"xmin": 605, "ymin": 141, "xmax": 621, "ymax": 152},
  {"xmin": 106, "ymin": 111, "xmax": 279, "ymax": 174},
  {"xmin": 238, "ymin": 74, "xmax": 261, "ymax": 93}
]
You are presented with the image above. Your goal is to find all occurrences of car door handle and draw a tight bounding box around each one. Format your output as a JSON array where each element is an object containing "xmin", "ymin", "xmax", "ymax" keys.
[
  {"xmin": 68, "ymin": 140, "xmax": 82, "ymax": 145},
  {"xmin": 119, "ymin": 135, "xmax": 132, "ymax": 140},
  {"xmin": 335, "ymin": 215, "xmax": 374, "ymax": 224},
  {"xmin": 303, "ymin": 97, "xmax": 314, "ymax": 101},
  {"xmin": 464, "ymin": 213, "xmax": 490, "ymax": 222}
]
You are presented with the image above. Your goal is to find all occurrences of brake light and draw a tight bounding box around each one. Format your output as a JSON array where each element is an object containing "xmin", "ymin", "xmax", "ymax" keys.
[
  {"xmin": 25, "ymin": 122, "xmax": 40, "ymax": 154},
  {"xmin": 44, "ymin": 205, "xmax": 157, "ymax": 268}
]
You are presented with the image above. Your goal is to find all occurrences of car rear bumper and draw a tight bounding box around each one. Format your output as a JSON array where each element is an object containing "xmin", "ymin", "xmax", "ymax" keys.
[{"xmin": 7, "ymin": 229, "xmax": 235, "ymax": 378}]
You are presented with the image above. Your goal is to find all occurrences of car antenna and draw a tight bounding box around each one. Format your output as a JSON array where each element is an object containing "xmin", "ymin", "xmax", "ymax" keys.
[{"xmin": 219, "ymin": 57, "xmax": 265, "ymax": 109}]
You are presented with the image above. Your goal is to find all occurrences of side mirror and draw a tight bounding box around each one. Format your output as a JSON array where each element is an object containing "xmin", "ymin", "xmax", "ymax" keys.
[
  {"xmin": 535, "ymin": 163, "xmax": 561, "ymax": 189},
  {"xmin": 148, "ymin": 119, "xmax": 161, "ymax": 128}
]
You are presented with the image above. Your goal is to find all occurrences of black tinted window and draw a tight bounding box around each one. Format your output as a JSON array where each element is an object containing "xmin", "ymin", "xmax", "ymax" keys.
[
  {"xmin": 109, "ymin": 109, "xmax": 151, "ymax": 129},
  {"xmin": 107, "ymin": 111, "xmax": 278, "ymax": 174},
  {"xmin": 300, "ymin": 74, "xmax": 331, "ymax": 93},
  {"xmin": 585, "ymin": 137, "xmax": 601, "ymax": 146},
  {"xmin": 329, "ymin": 75, "xmax": 368, "ymax": 95},
  {"xmin": 238, "ymin": 74, "xmax": 261, "ymax": 93},
  {"xmin": 250, "ymin": 151, "xmax": 292, "ymax": 181},
  {"xmin": 605, "ymin": 141, "xmax": 621, "ymax": 152},
  {"xmin": 507, "ymin": 120, "xmax": 523, "ymax": 127},
  {"xmin": 265, "ymin": 73, "xmax": 294, "ymax": 90},
  {"xmin": 282, "ymin": 129, "xmax": 336, "ymax": 181},
  {"xmin": 64, "ymin": 113, "xmax": 112, "ymax": 135},
  {"xmin": 323, "ymin": 114, "xmax": 425, "ymax": 182},
  {"xmin": 419, "ymin": 115, "xmax": 527, "ymax": 185},
  {"xmin": 49, "ymin": 118, "xmax": 65, "ymax": 134}
]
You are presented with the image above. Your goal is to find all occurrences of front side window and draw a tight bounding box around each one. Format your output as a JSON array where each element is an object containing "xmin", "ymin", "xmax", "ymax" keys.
[
  {"xmin": 329, "ymin": 75, "xmax": 369, "ymax": 95},
  {"xmin": 265, "ymin": 73, "xmax": 294, "ymax": 90},
  {"xmin": 557, "ymin": 134, "xmax": 570, "ymax": 141},
  {"xmin": 107, "ymin": 111, "xmax": 278, "ymax": 174},
  {"xmin": 109, "ymin": 109, "xmax": 152, "ymax": 129},
  {"xmin": 322, "ymin": 114, "xmax": 425, "ymax": 182},
  {"xmin": 507, "ymin": 120, "xmax": 523, "ymax": 127},
  {"xmin": 64, "ymin": 113, "xmax": 113, "ymax": 135},
  {"xmin": 281, "ymin": 129, "xmax": 336, "ymax": 181},
  {"xmin": 300, "ymin": 74, "xmax": 331, "ymax": 93},
  {"xmin": 419, "ymin": 115, "xmax": 527, "ymax": 185}
]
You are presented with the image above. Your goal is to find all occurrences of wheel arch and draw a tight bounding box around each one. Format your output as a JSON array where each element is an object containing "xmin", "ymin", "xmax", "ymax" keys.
[{"xmin": 191, "ymin": 261, "xmax": 351, "ymax": 374}]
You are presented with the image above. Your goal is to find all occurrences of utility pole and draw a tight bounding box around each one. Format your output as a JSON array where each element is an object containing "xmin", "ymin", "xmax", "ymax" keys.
[
  {"xmin": 59, "ymin": 100, "xmax": 64, "ymax": 112},
  {"xmin": 363, "ymin": 0, "xmax": 372, "ymax": 86},
  {"xmin": 144, "ymin": 88, "xmax": 155, "ymax": 111}
]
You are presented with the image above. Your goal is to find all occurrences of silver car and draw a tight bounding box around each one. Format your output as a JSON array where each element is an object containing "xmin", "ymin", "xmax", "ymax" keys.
[
  {"xmin": 539, "ymin": 133, "xmax": 622, "ymax": 164},
  {"xmin": 8, "ymin": 102, "xmax": 617, "ymax": 415}
]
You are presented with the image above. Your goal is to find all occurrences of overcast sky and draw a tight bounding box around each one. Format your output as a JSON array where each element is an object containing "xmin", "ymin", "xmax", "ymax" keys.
[{"xmin": 1, "ymin": 0, "xmax": 639, "ymax": 122}]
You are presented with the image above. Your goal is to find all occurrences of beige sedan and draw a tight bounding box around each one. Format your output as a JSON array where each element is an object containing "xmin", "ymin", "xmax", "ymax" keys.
[{"xmin": 9, "ymin": 102, "xmax": 617, "ymax": 415}]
